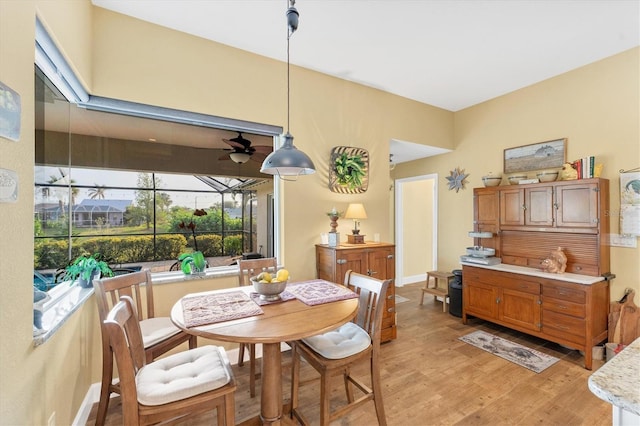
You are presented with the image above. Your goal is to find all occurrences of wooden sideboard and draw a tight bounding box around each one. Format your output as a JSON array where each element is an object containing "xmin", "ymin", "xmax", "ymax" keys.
[
  {"xmin": 465, "ymin": 178, "xmax": 611, "ymax": 370},
  {"xmin": 462, "ymin": 264, "xmax": 609, "ymax": 370},
  {"xmin": 316, "ymin": 242, "xmax": 396, "ymax": 342}
]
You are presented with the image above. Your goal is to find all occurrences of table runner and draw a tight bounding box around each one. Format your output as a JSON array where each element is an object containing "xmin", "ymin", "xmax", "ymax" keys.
[
  {"xmin": 286, "ymin": 279, "xmax": 358, "ymax": 306},
  {"xmin": 181, "ymin": 290, "xmax": 263, "ymax": 327}
]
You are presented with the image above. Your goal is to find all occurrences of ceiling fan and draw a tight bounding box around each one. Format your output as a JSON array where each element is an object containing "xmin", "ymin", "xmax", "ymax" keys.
[{"xmin": 219, "ymin": 132, "xmax": 272, "ymax": 164}]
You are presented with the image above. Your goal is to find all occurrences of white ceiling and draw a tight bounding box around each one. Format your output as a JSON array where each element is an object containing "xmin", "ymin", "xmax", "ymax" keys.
[{"xmin": 91, "ymin": 0, "xmax": 639, "ymax": 163}]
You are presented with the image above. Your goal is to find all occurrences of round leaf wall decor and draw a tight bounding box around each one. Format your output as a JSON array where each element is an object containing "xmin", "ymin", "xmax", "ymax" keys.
[{"xmin": 329, "ymin": 146, "xmax": 369, "ymax": 194}]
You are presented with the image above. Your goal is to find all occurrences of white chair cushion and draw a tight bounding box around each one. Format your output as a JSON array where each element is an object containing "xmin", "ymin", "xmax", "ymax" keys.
[
  {"xmin": 140, "ymin": 317, "xmax": 181, "ymax": 348},
  {"xmin": 136, "ymin": 345, "xmax": 232, "ymax": 406},
  {"xmin": 302, "ymin": 322, "xmax": 371, "ymax": 360}
]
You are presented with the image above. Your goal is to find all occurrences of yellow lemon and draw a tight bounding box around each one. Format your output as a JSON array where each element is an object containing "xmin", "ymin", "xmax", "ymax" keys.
[
  {"xmin": 276, "ymin": 269, "xmax": 289, "ymax": 281},
  {"xmin": 257, "ymin": 272, "xmax": 272, "ymax": 282}
]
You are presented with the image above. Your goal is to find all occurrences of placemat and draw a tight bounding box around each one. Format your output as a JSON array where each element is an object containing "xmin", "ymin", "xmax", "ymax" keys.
[
  {"xmin": 181, "ymin": 291, "xmax": 263, "ymax": 327},
  {"xmin": 286, "ymin": 279, "xmax": 359, "ymax": 306},
  {"xmin": 250, "ymin": 290, "xmax": 297, "ymax": 306}
]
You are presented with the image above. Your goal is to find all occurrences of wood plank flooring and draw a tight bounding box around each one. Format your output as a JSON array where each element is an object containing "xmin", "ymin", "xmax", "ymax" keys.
[{"xmin": 86, "ymin": 283, "xmax": 610, "ymax": 425}]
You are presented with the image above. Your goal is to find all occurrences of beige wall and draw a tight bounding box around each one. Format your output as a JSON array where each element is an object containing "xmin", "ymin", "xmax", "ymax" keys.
[
  {"xmin": 394, "ymin": 47, "xmax": 640, "ymax": 300},
  {"xmin": 0, "ymin": 1, "xmax": 637, "ymax": 424}
]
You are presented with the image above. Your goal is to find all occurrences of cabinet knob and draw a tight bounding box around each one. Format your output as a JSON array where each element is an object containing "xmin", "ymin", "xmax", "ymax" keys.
[
  {"xmin": 553, "ymin": 203, "xmax": 559, "ymax": 210},
  {"xmin": 496, "ymin": 297, "xmax": 501, "ymax": 304},
  {"xmin": 337, "ymin": 259, "xmax": 347, "ymax": 265},
  {"xmin": 368, "ymin": 269, "xmax": 378, "ymax": 276},
  {"xmin": 387, "ymin": 294, "xmax": 393, "ymax": 300},
  {"xmin": 521, "ymin": 204, "xmax": 527, "ymax": 210},
  {"xmin": 387, "ymin": 254, "xmax": 394, "ymax": 259},
  {"xmin": 387, "ymin": 307, "xmax": 395, "ymax": 313}
]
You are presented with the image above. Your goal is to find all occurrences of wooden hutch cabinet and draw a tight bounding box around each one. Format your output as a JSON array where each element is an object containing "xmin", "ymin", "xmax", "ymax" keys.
[
  {"xmin": 316, "ymin": 242, "xmax": 396, "ymax": 342},
  {"xmin": 465, "ymin": 178, "xmax": 611, "ymax": 370}
]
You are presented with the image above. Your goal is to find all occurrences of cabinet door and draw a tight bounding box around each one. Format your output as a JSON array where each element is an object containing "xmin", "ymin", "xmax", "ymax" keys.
[
  {"xmin": 464, "ymin": 280, "xmax": 499, "ymax": 319},
  {"xmin": 500, "ymin": 188, "xmax": 525, "ymax": 226},
  {"xmin": 335, "ymin": 250, "xmax": 366, "ymax": 283},
  {"xmin": 555, "ymin": 183, "xmax": 599, "ymax": 229},
  {"xmin": 525, "ymin": 186, "xmax": 553, "ymax": 227},
  {"xmin": 475, "ymin": 188, "xmax": 499, "ymax": 224},
  {"xmin": 499, "ymin": 288, "xmax": 541, "ymax": 332},
  {"xmin": 367, "ymin": 247, "xmax": 395, "ymax": 279}
]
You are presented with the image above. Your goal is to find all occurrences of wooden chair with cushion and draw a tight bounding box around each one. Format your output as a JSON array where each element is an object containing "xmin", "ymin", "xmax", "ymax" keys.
[
  {"xmin": 290, "ymin": 270, "xmax": 391, "ymax": 426},
  {"xmin": 104, "ymin": 296, "xmax": 236, "ymax": 425},
  {"xmin": 236, "ymin": 257, "xmax": 278, "ymax": 397},
  {"xmin": 93, "ymin": 269, "xmax": 197, "ymax": 426}
]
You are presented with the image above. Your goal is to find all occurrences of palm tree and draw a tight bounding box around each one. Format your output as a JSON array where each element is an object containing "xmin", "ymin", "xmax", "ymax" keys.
[{"xmin": 88, "ymin": 185, "xmax": 106, "ymax": 199}]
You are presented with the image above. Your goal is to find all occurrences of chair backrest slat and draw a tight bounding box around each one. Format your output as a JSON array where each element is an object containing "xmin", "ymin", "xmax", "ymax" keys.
[
  {"xmin": 344, "ymin": 270, "xmax": 391, "ymax": 345},
  {"xmin": 104, "ymin": 296, "xmax": 147, "ymax": 424},
  {"xmin": 237, "ymin": 258, "xmax": 278, "ymax": 286},
  {"xmin": 94, "ymin": 270, "xmax": 154, "ymax": 322}
]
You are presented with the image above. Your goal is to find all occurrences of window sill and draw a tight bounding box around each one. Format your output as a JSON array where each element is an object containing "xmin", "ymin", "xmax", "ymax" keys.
[{"xmin": 33, "ymin": 266, "xmax": 241, "ymax": 347}]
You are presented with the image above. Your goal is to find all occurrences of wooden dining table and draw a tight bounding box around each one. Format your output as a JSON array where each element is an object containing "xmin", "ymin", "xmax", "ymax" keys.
[{"xmin": 170, "ymin": 282, "xmax": 359, "ymax": 425}]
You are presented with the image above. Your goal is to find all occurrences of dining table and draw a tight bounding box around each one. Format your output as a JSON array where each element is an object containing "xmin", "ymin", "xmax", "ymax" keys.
[{"xmin": 170, "ymin": 280, "xmax": 359, "ymax": 425}]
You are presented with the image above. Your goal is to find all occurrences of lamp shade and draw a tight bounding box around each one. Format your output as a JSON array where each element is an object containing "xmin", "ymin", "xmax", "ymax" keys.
[
  {"xmin": 260, "ymin": 133, "xmax": 316, "ymax": 176},
  {"xmin": 344, "ymin": 203, "xmax": 367, "ymax": 220},
  {"xmin": 229, "ymin": 152, "xmax": 251, "ymax": 164}
]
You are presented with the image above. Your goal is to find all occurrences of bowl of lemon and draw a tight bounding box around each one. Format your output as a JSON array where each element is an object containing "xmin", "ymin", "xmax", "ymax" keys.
[{"xmin": 251, "ymin": 268, "xmax": 289, "ymax": 301}]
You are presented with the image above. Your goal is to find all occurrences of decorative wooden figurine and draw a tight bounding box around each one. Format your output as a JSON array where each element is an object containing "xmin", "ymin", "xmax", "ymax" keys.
[{"xmin": 540, "ymin": 247, "xmax": 567, "ymax": 273}]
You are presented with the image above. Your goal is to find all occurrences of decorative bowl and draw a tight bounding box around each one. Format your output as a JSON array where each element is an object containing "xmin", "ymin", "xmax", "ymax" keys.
[
  {"xmin": 482, "ymin": 176, "xmax": 502, "ymax": 187},
  {"xmin": 536, "ymin": 170, "xmax": 559, "ymax": 182},
  {"xmin": 508, "ymin": 175, "xmax": 528, "ymax": 185},
  {"xmin": 251, "ymin": 278, "xmax": 287, "ymax": 301}
]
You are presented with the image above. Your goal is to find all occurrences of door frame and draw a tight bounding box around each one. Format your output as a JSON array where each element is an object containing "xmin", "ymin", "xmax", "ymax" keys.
[{"xmin": 394, "ymin": 173, "xmax": 438, "ymax": 286}]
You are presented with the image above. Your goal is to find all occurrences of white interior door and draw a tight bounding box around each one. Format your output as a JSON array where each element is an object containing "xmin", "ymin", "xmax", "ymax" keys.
[{"xmin": 394, "ymin": 174, "xmax": 438, "ymax": 286}]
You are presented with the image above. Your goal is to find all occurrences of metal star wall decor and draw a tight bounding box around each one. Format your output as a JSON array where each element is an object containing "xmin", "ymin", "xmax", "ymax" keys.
[{"xmin": 446, "ymin": 167, "xmax": 469, "ymax": 192}]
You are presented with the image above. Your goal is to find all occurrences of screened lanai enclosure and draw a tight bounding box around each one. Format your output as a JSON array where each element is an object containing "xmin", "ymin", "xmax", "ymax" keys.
[{"xmin": 34, "ymin": 66, "xmax": 278, "ymax": 290}]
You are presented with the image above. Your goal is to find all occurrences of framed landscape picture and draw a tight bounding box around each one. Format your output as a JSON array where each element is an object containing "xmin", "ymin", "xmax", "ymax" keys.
[{"xmin": 504, "ymin": 138, "xmax": 566, "ymax": 174}]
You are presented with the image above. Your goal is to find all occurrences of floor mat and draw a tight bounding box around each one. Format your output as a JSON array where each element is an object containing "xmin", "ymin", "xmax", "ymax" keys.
[{"xmin": 459, "ymin": 330, "xmax": 560, "ymax": 373}]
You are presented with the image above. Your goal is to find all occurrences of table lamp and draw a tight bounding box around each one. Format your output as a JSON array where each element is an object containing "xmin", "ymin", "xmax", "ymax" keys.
[{"xmin": 344, "ymin": 203, "xmax": 367, "ymax": 244}]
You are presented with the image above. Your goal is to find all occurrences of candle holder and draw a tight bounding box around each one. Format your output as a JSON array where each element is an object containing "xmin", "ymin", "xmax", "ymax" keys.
[{"xmin": 328, "ymin": 214, "xmax": 339, "ymax": 233}]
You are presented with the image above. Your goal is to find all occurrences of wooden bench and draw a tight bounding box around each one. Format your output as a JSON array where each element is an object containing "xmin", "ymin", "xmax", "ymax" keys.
[{"xmin": 420, "ymin": 271, "xmax": 455, "ymax": 312}]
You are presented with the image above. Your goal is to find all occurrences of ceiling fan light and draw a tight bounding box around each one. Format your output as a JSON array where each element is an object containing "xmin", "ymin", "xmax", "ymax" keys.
[
  {"xmin": 260, "ymin": 133, "xmax": 315, "ymax": 176},
  {"xmin": 229, "ymin": 152, "xmax": 251, "ymax": 164}
]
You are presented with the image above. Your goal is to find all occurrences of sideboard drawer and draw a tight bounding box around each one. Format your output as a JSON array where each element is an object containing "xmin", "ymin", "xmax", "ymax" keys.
[
  {"xmin": 542, "ymin": 297, "xmax": 586, "ymax": 318},
  {"xmin": 542, "ymin": 282, "xmax": 586, "ymax": 304}
]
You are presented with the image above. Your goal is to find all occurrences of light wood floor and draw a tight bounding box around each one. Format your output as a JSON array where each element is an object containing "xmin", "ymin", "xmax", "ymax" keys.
[{"xmin": 87, "ymin": 283, "xmax": 610, "ymax": 425}]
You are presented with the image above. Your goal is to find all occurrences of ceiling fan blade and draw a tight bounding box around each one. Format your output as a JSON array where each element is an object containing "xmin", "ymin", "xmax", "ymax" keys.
[
  {"xmin": 253, "ymin": 146, "xmax": 273, "ymax": 154},
  {"xmin": 222, "ymin": 138, "xmax": 246, "ymax": 150},
  {"xmin": 251, "ymin": 152, "xmax": 268, "ymax": 162}
]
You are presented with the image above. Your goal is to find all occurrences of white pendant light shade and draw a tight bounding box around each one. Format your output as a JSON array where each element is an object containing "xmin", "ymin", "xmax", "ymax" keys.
[
  {"xmin": 260, "ymin": 133, "xmax": 315, "ymax": 176},
  {"xmin": 229, "ymin": 152, "xmax": 251, "ymax": 164}
]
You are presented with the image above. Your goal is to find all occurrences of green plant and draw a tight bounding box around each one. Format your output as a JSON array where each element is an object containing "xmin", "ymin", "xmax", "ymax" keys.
[
  {"xmin": 334, "ymin": 152, "xmax": 366, "ymax": 189},
  {"xmin": 178, "ymin": 251, "xmax": 206, "ymax": 274},
  {"xmin": 64, "ymin": 253, "xmax": 113, "ymax": 284}
]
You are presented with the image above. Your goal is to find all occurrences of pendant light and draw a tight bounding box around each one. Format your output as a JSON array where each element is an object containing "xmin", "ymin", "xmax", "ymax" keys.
[{"xmin": 260, "ymin": 0, "xmax": 316, "ymax": 177}]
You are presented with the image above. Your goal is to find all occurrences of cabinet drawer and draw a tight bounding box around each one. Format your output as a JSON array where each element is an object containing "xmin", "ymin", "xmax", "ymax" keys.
[
  {"xmin": 542, "ymin": 283, "xmax": 586, "ymax": 303},
  {"xmin": 499, "ymin": 278, "xmax": 540, "ymax": 295},
  {"xmin": 542, "ymin": 297, "xmax": 586, "ymax": 318},
  {"xmin": 542, "ymin": 310, "xmax": 585, "ymax": 345}
]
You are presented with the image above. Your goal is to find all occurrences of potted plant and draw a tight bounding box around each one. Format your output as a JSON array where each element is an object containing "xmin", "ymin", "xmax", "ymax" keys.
[
  {"xmin": 178, "ymin": 251, "xmax": 207, "ymax": 275},
  {"xmin": 64, "ymin": 253, "xmax": 114, "ymax": 288},
  {"xmin": 177, "ymin": 209, "xmax": 208, "ymax": 275}
]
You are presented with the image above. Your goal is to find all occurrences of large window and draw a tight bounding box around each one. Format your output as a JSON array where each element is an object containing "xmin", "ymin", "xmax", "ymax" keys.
[{"xmin": 34, "ymin": 67, "xmax": 278, "ymax": 291}]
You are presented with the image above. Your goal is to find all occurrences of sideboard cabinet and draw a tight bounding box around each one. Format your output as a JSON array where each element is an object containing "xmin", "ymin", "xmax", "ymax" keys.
[
  {"xmin": 462, "ymin": 264, "xmax": 609, "ymax": 370},
  {"xmin": 316, "ymin": 242, "xmax": 396, "ymax": 342}
]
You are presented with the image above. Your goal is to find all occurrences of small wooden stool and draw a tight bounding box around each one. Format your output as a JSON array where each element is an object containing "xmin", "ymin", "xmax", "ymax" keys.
[{"xmin": 420, "ymin": 271, "xmax": 455, "ymax": 312}]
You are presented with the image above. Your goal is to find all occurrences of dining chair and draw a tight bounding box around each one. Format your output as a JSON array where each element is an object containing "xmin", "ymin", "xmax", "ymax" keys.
[
  {"xmin": 93, "ymin": 269, "xmax": 197, "ymax": 426},
  {"xmin": 290, "ymin": 270, "xmax": 391, "ymax": 426},
  {"xmin": 104, "ymin": 296, "xmax": 236, "ymax": 425},
  {"xmin": 236, "ymin": 257, "xmax": 278, "ymax": 397}
]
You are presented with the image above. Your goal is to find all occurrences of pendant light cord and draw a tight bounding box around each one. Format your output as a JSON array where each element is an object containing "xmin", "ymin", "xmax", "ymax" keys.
[{"xmin": 287, "ymin": 31, "xmax": 291, "ymax": 134}]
